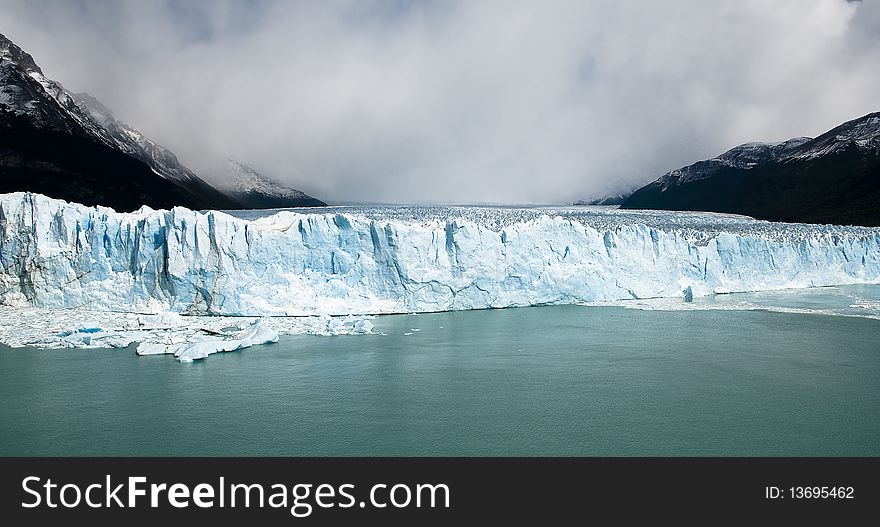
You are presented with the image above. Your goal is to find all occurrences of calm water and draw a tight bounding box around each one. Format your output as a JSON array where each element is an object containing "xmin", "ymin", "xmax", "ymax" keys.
[{"xmin": 1, "ymin": 305, "xmax": 879, "ymax": 456}]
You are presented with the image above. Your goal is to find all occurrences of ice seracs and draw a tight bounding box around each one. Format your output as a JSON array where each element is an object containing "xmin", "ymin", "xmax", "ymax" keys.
[
  {"xmin": 2, "ymin": 192, "xmax": 879, "ymax": 319},
  {"xmin": 2, "ymin": 191, "xmax": 880, "ymax": 362}
]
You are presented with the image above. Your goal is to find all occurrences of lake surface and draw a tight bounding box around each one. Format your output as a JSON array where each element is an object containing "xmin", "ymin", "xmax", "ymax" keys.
[{"xmin": 1, "ymin": 303, "xmax": 879, "ymax": 456}]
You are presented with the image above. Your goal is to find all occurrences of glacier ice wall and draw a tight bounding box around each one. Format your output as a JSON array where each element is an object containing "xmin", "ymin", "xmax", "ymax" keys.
[{"xmin": 1, "ymin": 192, "xmax": 879, "ymax": 316}]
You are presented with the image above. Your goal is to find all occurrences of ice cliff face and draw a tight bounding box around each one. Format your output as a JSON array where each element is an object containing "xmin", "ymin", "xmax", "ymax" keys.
[{"xmin": 1, "ymin": 192, "xmax": 879, "ymax": 316}]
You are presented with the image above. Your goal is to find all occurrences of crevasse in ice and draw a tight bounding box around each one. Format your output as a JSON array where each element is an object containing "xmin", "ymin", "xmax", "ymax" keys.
[{"xmin": 2, "ymin": 192, "xmax": 879, "ymax": 316}]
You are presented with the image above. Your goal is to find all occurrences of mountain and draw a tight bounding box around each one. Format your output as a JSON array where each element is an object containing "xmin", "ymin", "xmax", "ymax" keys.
[
  {"xmin": 574, "ymin": 192, "xmax": 632, "ymax": 206},
  {"xmin": 621, "ymin": 112, "xmax": 880, "ymax": 226},
  {"xmin": 574, "ymin": 181, "xmax": 636, "ymax": 206},
  {"xmin": 69, "ymin": 92, "xmax": 239, "ymax": 209},
  {"xmin": 1, "ymin": 32, "xmax": 235, "ymax": 211},
  {"xmin": 212, "ymin": 160, "xmax": 325, "ymax": 208}
]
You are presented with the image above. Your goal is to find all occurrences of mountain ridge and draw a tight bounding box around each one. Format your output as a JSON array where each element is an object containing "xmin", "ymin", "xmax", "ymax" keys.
[
  {"xmin": 212, "ymin": 159, "xmax": 326, "ymax": 208},
  {"xmin": 1, "ymin": 32, "xmax": 325, "ymax": 212},
  {"xmin": 621, "ymin": 112, "xmax": 880, "ymax": 226},
  {"xmin": 1, "ymin": 32, "xmax": 238, "ymax": 211}
]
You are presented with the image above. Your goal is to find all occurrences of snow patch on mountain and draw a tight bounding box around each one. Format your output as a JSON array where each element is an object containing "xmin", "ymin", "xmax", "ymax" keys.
[
  {"xmin": 216, "ymin": 159, "xmax": 314, "ymax": 200},
  {"xmin": 639, "ymin": 112, "xmax": 880, "ymax": 197},
  {"xmin": 574, "ymin": 192, "xmax": 633, "ymax": 206},
  {"xmin": 654, "ymin": 137, "xmax": 812, "ymax": 191},
  {"xmin": 786, "ymin": 113, "xmax": 880, "ymax": 160},
  {"xmin": 206, "ymin": 159, "xmax": 325, "ymax": 208}
]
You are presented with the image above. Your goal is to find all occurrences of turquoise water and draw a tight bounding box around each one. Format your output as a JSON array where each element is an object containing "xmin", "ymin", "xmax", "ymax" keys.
[{"xmin": 1, "ymin": 304, "xmax": 879, "ymax": 456}]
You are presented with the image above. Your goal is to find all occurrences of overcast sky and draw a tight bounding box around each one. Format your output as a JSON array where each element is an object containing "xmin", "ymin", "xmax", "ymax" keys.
[{"xmin": 2, "ymin": 0, "xmax": 879, "ymax": 204}]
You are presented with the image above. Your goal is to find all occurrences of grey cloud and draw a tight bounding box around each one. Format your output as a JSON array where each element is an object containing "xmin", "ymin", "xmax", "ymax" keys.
[{"xmin": 1, "ymin": 0, "xmax": 878, "ymax": 204}]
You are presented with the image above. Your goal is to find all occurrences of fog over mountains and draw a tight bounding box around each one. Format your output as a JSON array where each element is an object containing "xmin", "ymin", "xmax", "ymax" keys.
[
  {"xmin": 1, "ymin": 32, "xmax": 323, "ymax": 211},
  {"xmin": 2, "ymin": 0, "xmax": 878, "ymax": 204}
]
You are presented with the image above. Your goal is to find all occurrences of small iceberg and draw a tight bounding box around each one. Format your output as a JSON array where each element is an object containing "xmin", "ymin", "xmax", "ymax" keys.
[{"xmin": 136, "ymin": 320, "xmax": 280, "ymax": 363}]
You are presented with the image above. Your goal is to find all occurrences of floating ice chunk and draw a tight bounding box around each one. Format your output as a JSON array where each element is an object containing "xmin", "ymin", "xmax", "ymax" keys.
[
  {"xmin": 0, "ymin": 305, "xmax": 377, "ymax": 362},
  {"xmin": 238, "ymin": 320, "xmax": 280, "ymax": 347},
  {"xmin": 61, "ymin": 333, "xmax": 92, "ymax": 346},
  {"xmin": 683, "ymin": 286, "xmax": 694, "ymax": 303},
  {"xmin": 59, "ymin": 329, "xmax": 136, "ymax": 348},
  {"xmin": 136, "ymin": 320, "xmax": 280, "ymax": 362},
  {"xmin": 173, "ymin": 340, "xmax": 242, "ymax": 362},
  {"xmin": 101, "ymin": 334, "xmax": 138, "ymax": 348},
  {"xmin": 135, "ymin": 342, "xmax": 175, "ymax": 355},
  {"xmin": 352, "ymin": 319, "xmax": 374, "ymax": 334}
]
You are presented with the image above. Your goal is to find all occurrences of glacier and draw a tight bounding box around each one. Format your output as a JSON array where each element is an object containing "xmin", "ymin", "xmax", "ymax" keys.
[{"xmin": 2, "ymin": 192, "xmax": 880, "ymax": 318}]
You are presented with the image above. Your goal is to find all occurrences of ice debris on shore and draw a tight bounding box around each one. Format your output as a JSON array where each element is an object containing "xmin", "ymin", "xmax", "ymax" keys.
[{"xmin": 0, "ymin": 305, "xmax": 374, "ymax": 362}]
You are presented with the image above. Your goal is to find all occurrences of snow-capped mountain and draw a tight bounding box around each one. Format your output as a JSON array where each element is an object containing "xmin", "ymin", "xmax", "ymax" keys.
[
  {"xmin": 573, "ymin": 180, "xmax": 637, "ymax": 206},
  {"xmin": 212, "ymin": 159, "xmax": 325, "ymax": 208},
  {"xmin": 573, "ymin": 190, "xmax": 634, "ymax": 206},
  {"xmin": 650, "ymin": 138, "xmax": 812, "ymax": 192},
  {"xmin": 573, "ymin": 194, "xmax": 629, "ymax": 206},
  {"xmin": 788, "ymin": 112, "xmax": 880, "ymax": 160},
  {"xmin": 1, "ymin": 34, "xmax": 113, "ymax": 139},
  {"xmin": 622, "ymin": 112, "xmax": 880, "ymax": 226},
  {"xmin": 72, "ymin": 92, "xmax": 202, "ymax": 187},
  {"xmin": 1, "ymin": 32, "xmax": 327, "ymax": 212},
  {"xmin": 1, "ymin": 32, "xmax": 240, "ymax": 211}
]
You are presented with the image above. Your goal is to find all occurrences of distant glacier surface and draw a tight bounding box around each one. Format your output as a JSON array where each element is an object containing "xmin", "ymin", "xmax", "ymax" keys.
[{"xmin": 1, "ymin": 192, "xmax": 879, "ymax": 316}]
